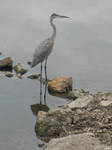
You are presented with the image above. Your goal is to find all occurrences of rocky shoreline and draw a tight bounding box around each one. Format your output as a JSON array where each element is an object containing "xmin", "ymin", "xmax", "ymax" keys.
[{"xmin": 34, "ymin": 89, "xmax": 112, "ymax": 150}]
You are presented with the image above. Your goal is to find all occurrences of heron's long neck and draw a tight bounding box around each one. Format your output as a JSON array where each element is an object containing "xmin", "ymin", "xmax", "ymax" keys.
[{"xmin": 50, "ymin": 18, "xmax": 56, "ymax": 41}]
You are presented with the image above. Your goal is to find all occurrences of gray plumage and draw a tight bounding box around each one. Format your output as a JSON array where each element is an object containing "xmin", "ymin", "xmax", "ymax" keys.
[
  {"xmin": 31, "ymin": 38, "xmax": 54, "ymax": 67},
  {"xmin": 31, "ymin": 13, "xmax": 69, "ymax": 68},
  {"xmin": 31, "ymin": 13, "xmax": 69, "ymax": 103}
]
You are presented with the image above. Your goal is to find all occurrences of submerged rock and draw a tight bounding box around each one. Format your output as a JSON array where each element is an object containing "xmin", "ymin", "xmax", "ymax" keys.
[
  {"xmin": 27, "ymin": 74, "xmax": 40, "ymax": 79},
  {"xmin": 0, "ymin": 57, "xmax": 13, "ymax": 69},
  {"xmin": 27, "ymin": 61, "xmax": 32, "ymax": 65},
  {"xmin": 48, "ymin": 76, "xmax": 72, "ymax": 93},
  {"xmin": 14, "ymin": 63, "xmax": 28, "ymax": 79}
]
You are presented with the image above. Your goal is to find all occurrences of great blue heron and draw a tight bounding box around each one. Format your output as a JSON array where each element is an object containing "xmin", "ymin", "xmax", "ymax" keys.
[{"xmin": 31, "ymin": 13, "xmax": 69, "ymax": 101}]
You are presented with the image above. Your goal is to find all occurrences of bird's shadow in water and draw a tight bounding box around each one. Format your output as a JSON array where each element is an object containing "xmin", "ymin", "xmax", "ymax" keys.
[
  {"xmin": 30, "ymin": 80, "xmax": 49, "ymax": 116},
  {"xmin": 30, "ymin": 81, "xmax": 49, "ymax": 142}
]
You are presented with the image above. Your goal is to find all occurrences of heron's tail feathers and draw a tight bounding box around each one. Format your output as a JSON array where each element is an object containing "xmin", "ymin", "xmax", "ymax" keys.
[{"xmin": 31, "ymin": 58, "xmax": 40, "ymax": 68}]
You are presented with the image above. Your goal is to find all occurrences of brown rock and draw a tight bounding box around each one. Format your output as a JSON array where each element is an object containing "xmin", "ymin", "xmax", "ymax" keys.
[
  {"xmin": 0, "ymin": 57, "xmax": 13, "ymax": 69},
  {"xmin": 48, "ymin": 76, "xmax": 72, "ymax": 93},
  {"xmin": 4, "ymin": 71, "xmax": 14, "ymax": 77},
  {"xmin": 27, "ymin": 74, "xmax": 40, "ymax": 79}
]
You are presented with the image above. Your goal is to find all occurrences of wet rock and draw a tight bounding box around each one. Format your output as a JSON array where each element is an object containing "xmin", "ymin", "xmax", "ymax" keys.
[
  {"xmin": 45, "ymin": 133, "xmax": 110, "ymax": 150},
  {"xmin": 48, "ymin": 76, "xmax": 72, "ymax": 93},
  {"xmin": 27, "ymin": 74, "xmax": 40, "ymax": 79},
  {"xmin": 3, "ymin": 71, "xmax": 14, "ymax": 78},
  {"xmin": 27, "ymin": 61, "xmax": 32, "ymax": 65},
  {"xmin": 0, "ymin": 57, "xmax": 13, "ymax": 69},
  {"xmin": 68, "ymin": 95, "xmax": 94, "ymax": 109},
  {"xmin": 38, "ymin": 143, "xmax": 45, "ymax": 147},
  {"xmin": 14, "ymin": 63, "xmax": 28, "ymax": 79}
]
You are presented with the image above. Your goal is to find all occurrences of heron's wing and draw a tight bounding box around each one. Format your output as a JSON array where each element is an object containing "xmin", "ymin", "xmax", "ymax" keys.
[{"xmin": 32, "ymin": 38, "xmax": 54, "ymax": 67}]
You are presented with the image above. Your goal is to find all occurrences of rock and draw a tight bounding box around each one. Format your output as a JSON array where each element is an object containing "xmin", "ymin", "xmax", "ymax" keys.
[
  {"xmin": 0, "ymin": 52, "xmax": 2, "ymax": 55},
  {"xmin": 66, "ymin": 91, "xmax": 77, "ymax": 100},
  {"xmin": 35, "ymin": 108, "xmax": 72, "ymax": 142},
  {"xmin": 67, "ymin": 88, "xmax": 89, "ymax": 100},
  {"xmin": 4, "ymin": 71, "xmax": 14, "ymax": 77},
  {"xmin": 0, "ymin": 57, "xmax": 13, "ymax": 69},
  {"xmin": 38, "ymin": 143, "xmax": 45, "ymax": 147},
  {"xmin": 48, "ymin": 76, "xmax": 72, "ymax": 93},
  {"xmin": 45, "ymin": 133, "xmax": 110, "ymax": 150},
  {"xmin": 100, "ymin": 101, "xmax": 112, "ymax": 107},
  {"xmin": 27, "ymin": 74, "xmax": 40, "ymax": 79},
  {"xmin": 68, "ymin": 95, "xmax": 94, "ymax": 109},
  {"xmin": 14, "ymin": 63, "xmax": 28, "ymax": 79},
  {"xmin": 27, "ymin": 61, "xmax": 32, "ymax": 65},
  {"xmin": 95, "ymin": 91, "xmax": 112, "ymax": 101},
  {"xmin": 38, "ymin": 111, "xmax": 47, "ymax": 122}
]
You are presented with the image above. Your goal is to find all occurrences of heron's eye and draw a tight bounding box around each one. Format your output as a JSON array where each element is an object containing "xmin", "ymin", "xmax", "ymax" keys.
[{"xmin": 51, "ymin": 13, "xmax": 57, "ymax": 18}]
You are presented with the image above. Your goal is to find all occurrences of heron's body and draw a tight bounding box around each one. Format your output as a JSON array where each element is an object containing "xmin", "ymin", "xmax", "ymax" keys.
[{"xmin": 32, "ymin": 38, "xmax": 54, "ymax": 67}]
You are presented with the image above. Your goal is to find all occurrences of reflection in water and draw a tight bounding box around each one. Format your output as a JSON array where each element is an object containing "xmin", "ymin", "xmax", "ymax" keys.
[
  {"xmin": 31, "ymin": 79, "xmax": 49, "ymax": 117},
  {"xmin": 30, "ymin": 103, "xmax": 49, "ymax": 117},
  {"xmin": 40, "ymin": 80, "xmax": 48, "ymax": 105},
  {"xmin": 30, "ymin": 81, "xmax": 49, "ymax": 143},
  {"xmin": 48, "ymin": 89, "xmax": 69, "ymax": 100}
]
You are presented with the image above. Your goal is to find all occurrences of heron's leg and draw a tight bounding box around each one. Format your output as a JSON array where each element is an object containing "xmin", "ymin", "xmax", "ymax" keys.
[
  {"xmin": 44, "ymin": 58, "xmax": 48, "ymax": 81},
  {"xmin": 44, "ymin": 82, "xmax": 47, "ymax": 105},
  {"xmin": 40, "ymin": 62, "xmax": 42, "ymax": 104}
]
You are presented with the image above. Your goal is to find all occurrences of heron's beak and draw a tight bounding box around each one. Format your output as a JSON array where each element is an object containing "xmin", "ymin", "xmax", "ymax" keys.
[{"xmin": 60, "ymin": 15, "xmax": 70, "ymax": 18}]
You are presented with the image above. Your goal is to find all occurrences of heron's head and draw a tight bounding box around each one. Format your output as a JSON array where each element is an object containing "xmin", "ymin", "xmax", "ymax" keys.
[{"xmin": 50, "ymin": 13, "xmax": 69, "ymax": 20}]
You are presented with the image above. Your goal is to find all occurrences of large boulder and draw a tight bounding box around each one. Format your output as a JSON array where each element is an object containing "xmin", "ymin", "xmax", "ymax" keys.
[
  {"xmin": 45, "ymin": 133, "xmax": 112, "ymax": 150},
  {"xmin": 48, "ymin": 76, "xmax": 72, "ymax": 93},
  {"xmin": 35, "ymin": 107, "xmax": 72, "ymax": 142}
]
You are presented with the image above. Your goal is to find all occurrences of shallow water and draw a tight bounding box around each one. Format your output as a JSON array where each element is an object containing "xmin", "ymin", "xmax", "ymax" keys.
[{"xmin": 0, "ymin": 0, "xmax": 112, "ymax": 149}]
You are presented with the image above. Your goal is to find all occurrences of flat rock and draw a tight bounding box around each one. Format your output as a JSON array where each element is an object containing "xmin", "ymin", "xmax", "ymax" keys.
[
  {"xmin": 68, "ymin": 95, "xmax": 94, "ymax": 109},
  {"xmin": 48, "ymin": 76, "xmax": 72, "ymax": 93},
  {"xmin": 27, "ymin": 74, "xmax": 40, "ymax": 79},
  {"xmin": 4, "ymin": 71, "xmax": 14, "ymax": 77},
  {"xmin": 100, "ymin": 100, "xmax": 112, "ymax": 106},
  {"xmin": 67, "ymin": 88, "xmax": 90, "ymax": 100},
  {"xmin": 45, "ymin": 133, "xmax": 111, "ymax": 150},
  {"xmin": 0, "ymin": 57, "xmax": 13, "ymax": 69}
]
